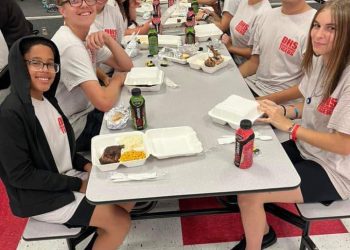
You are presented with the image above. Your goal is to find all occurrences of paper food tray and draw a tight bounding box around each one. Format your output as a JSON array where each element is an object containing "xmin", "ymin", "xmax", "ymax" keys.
[
  {"xmin": 208, "ymin": 95, "xmax": 263, "ymax": 129},
  {"xmin": 92, "ymin": 127, "xmax": 203, "ymax": 171},
  {"xmin": 122, "ymin": 35, "xmax": 182, "ymax": 49},
  {"xmin": 124, "ymin": 67, "xmax": 164, "ymax": 92},
  {"xmin": 187, "ymin": 53, "xmax": 230, "ymax": 73},
  {"xmin": 194, "ymin": 24, "xmax": 223, "ymax": 42},
  {"xmin": 91, "ymin": 131, "xmax": 149, "ymax": 172}
]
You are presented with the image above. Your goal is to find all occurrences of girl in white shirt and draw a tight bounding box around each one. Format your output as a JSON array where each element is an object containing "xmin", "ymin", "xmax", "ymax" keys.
[{"xmin": 232, "ymin": 1, "xmax": 350, "ymax": 249}]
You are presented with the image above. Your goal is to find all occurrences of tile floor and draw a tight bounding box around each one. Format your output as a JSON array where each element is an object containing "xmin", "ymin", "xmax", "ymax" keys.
[{"xmin": 17, "ymin": 200, "xmax": 350, "ymax": 250}]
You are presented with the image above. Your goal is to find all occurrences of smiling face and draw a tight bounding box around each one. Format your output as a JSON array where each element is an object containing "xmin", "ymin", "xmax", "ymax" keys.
[
  {"xmin": 24, "ymin": 45, "xmax": 56, "ymax": 100},
  {"xmin": 58, "ymin": 0, "xmax": 97, "ymax": 29},
  {"xmin": 310, "ymin": 8, "xmax": 336, "ymax": 62}
]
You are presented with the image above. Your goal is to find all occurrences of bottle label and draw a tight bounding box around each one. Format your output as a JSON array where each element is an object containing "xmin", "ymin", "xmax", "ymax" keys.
[
  {"xmin": 148, "ymin": 34, "xmax": 159, "ymax": 55},
  {"xmin": 185, "ymin": 32, "xmax": 196, "ymax": 44},
  {"xmin": 130, "ymin": 98, "xmax": 147, "ymax": 130},
  {"xmin": 234, "ymin": 132, "xmax": 254, "ymax": 169}
]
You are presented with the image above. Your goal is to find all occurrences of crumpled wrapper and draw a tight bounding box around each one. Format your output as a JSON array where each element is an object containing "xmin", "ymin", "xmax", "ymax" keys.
[
  {"xmin": 105, "ymin": 105, "xmax": 130, "ymax": 130},
  {"xmin": 125, "ymin": 37, "xmax": 140, "ymax": 58}
]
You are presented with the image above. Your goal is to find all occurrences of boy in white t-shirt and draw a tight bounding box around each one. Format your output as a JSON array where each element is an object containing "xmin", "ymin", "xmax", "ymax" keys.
[
  {"xmin": 0, "ymin": 35, "xmax": 134, "ymax": 250},
  {"xmin": 221, "ymin": 0, "xmax": 271, "ymax": 65},
  {"xmin": 239, "ymin": 0, "xmax": 316, "ymax": 99},
  {"xmin": 93, "ymin": 0, "xmax": 127, "ymax": 43},
  {"xmin": 53, "ymin": 0, "xmax": 133, "ymax": 152}
]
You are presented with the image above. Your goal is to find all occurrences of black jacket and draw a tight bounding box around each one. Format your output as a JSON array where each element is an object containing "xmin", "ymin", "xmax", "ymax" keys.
[
  {"xmin": 0, "ymin": 0, "xmax": 33, "ymax": 49},
  {"xmin": 0, "ymin": 36, "xmax": 90, "ymax": 218}
]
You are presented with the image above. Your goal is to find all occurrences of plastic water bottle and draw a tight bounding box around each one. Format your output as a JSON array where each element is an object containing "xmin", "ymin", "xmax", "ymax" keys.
[
  {"xmin": 130, "ymin": 88, "xmax": 147, "ymax": 130},
  {"xmin": 148, "ymin": 23, "xmax": 159, "ymax": 55},
  {"xmin": 191, "ymin": 0, "xmax": 199, "ymax": 14},
  {"xmin": 185, "ymin": 16, "xmax": 195, "ymax": 44},
  {"xmin": 234, "ymin": 119, "xmax": 255, "ymax": 169}
]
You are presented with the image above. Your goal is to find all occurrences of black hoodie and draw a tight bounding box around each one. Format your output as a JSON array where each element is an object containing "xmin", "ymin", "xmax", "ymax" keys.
[{"xmin": 0, "ymin": 36, "xmax": 90, "ymax": 218}]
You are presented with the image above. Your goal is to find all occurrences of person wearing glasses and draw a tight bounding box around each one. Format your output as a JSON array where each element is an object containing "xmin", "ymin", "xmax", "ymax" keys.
[
  {"xmin": 0, "ymin": 36, "xmax": 133, "ymax": 250},
  {"xmin": 53, "ymin": 0, "xmax": 133, "ymax": 152}
]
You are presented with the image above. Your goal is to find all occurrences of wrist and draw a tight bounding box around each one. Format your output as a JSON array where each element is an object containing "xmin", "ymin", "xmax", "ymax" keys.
[
  {"xmin": 288, "ymin": 105, "xmax": 299, "ymax": 119},
  {"xmin": 280, "ymin": 105, "xmax": 286, "ymax": 116},
  {"xmin": 288, "ymin": 124, "xmax": 300, "ymax": 141}
]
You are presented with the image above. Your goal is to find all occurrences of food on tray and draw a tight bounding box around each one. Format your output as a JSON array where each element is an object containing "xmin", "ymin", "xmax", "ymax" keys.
[
  {"xmin": 204, "ymin": 45, "xmax": 224, "ymax": 67},
  {"xmin": 146, "ymin": 60, "xmax": 155, "ymax": 67},
  {"xmin": 111, "ymin": 112, "xmax": 123, "ymax": 122},
  {"xmin": 137, "ymin": 37, "xmax": 148, "ymax": 44},
  {"xmin": 120, "ymin": 150, "xmax": 146, "ymax": 162},
  {"xmin": 99, "ymin": 145, "xmax": 124, "ymax": 164},
  {"xmin": 120, "ymin": 135, "xmax": 144, "ymax": 151},
  {"xmin": 180, "ymin": 53, "xmax": 190, "ymax": 59},
  {"xmin": 204, "ymin": 57, "xmax": 216, "ymax": 67}
]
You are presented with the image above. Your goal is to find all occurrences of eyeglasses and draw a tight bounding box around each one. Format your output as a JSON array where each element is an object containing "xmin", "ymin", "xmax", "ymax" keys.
[
  {"xmin": 26, "ymin": 60, "xmax": 60, "ymax": 73},
  {"xmin": 60, "ymin": 0, "xmax": 97, "ymax": 7}
]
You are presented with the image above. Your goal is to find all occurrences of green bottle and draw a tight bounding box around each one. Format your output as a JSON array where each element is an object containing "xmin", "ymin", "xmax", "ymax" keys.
[
  {"xmin": 130, "ymin": 88, "xmax": 147, "ymax": 130},
  {"xmin": 148, "ymin": 24, "xmax": 159, "ymax": 56},
  {"xmin": 191, "ymin": 0, "xmax": 199, "ymax": 14},
  {"xmin": 185, "ymin": 16, "xmax": 196, "ymax": 44}
]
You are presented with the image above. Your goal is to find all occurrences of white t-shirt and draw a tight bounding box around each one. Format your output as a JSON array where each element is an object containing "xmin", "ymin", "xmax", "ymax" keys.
[
  {"xmin": 31, "ymin": 97, "xmax": 73, "ymax": 173},
  {"xmin": 0, "ymin": 30, "xmax": 8, "ymax": 72},
  {"xmin": 245, "ymin": 7, "xmax": 316, "ymax": 96},
  {"xmin": 31, "ymin": 97, "xmax": 86, "ymax": 224},
  {"xmin": 297, "ymin": 57, "xmax": 350, "ymax": 200},
  {"xmin": 222, "ymin": 0, "xmax": 241, "ymax": 16},
  {"xmin": 92, "ymin": 4, "xmax": 127, "ymax": 43},
  {"xmin": 52, "ymin": 26, "xmax": 111, "ymax": 137},
  {"xmin": 229, "ymin": 0, "xmax": 271, "ymax": 65}
]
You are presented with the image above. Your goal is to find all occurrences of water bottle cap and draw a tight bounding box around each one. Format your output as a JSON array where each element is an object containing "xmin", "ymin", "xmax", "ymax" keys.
[
  {"xmin": 131, "ymin": 88, "xmax": 141, "ymax": 96},
  {"xmin": 240, "ymin": 119, "xmax": 252, "ymax": 129}
]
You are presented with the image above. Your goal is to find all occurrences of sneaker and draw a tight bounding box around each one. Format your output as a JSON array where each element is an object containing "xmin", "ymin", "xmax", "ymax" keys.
[{"xmin": 231, "ymin": 226, "xmax": 277, "ymax": 250}]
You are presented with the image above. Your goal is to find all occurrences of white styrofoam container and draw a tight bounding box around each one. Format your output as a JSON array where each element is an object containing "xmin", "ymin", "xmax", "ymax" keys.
[
  {"xmin": 194, "ymin": 23, "xmax": 223, "ymax": 42},
  {"xmin": 91, "ymin": 131, "xmax": 149, "ymax": 172},
  {"xmin": 136, "ymin": 3, "xmax": 153, "ymax": 16},
  {"xmin": 145, "ymin": 126, "xmax": 203, "ymax": 159},
  {"xmin": 91, "ymin": 126, "xmax": 203, "ymax": 171},
  {"xmin": 208, "ymin": 95, "xmax": 263, "ymax": 129},
  {"xmin": 124, "ymin": 67, "xmax": 164, "ymax": 92},
  {"xmin": 163, "ymin": 17, "xmax": 186, "ymax": 28},
  {"xmin": 187, "ymin": 53, "xmax": 231, "ymax": 73},
  {"xmin": 122, "ymin": 35, "xmax": 182, "ymax": 50}
]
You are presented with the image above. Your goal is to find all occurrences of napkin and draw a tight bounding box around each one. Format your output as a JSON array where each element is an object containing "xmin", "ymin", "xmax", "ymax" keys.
[
  {"xmin": 165, "ymin": 77, "xmax": 179, "ymax": 88},
  {"xmin": 110, "ymin": 172, "xmax": 159, "ymax": 182}
]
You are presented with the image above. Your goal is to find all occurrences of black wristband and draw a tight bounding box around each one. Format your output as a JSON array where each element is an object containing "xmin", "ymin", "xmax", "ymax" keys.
[{"xmin": 280, "ymin": 105, "xmax": 286, "ymax": 116}]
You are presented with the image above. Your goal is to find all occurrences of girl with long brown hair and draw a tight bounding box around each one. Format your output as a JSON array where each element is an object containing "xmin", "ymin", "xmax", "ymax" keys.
[{"xmin": 232, "ymin": 0, "xmax": 350, "ymax": 249}]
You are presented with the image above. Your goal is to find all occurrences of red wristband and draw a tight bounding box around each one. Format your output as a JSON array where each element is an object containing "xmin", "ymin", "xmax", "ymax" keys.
[{"xmin": 291, "ymin": 124, "xmax": 300, "ymax": 141}]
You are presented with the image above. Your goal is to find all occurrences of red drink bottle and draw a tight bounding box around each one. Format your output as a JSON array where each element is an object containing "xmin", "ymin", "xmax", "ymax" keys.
[{"xmin": 234, "ymin": 119, "xmax": 255, "ymax": 169}]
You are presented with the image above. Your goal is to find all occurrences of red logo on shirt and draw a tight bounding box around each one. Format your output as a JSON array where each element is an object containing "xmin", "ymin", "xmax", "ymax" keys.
[
  {"xmin": 235, "ymin": 20, "xmax": 249, "ymax": 35},
  {"xmin": 104, "ymin": 29, "xmax": 117, "ymax": 40},
  {"xmin": 279, "ymin": 36, "xmax": 298, "ymax": 56},
  {"xmin": 317, "ymin": 97, "xmax": 338, "ymax": 115},
  {"xmin": 58, "ymin": 117, "xmax": 66, "ymax": 134}
]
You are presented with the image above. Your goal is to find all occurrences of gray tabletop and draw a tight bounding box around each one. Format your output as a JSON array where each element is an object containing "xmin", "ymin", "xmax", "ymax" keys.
[{"xmin": 86, "ymin": 48, "xmax": 300, "ymax": 204}]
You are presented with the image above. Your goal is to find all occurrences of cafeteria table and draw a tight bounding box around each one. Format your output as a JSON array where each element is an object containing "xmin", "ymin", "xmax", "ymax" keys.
[{"xmin": 86, "ymin": 46, "xmax": 301, "ymax": 219}]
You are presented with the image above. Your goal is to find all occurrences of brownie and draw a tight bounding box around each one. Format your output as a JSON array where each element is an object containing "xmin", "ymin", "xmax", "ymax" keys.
[{"xmin": 99, "ymin": 145, "xmax": 124, "ymax": 164}]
